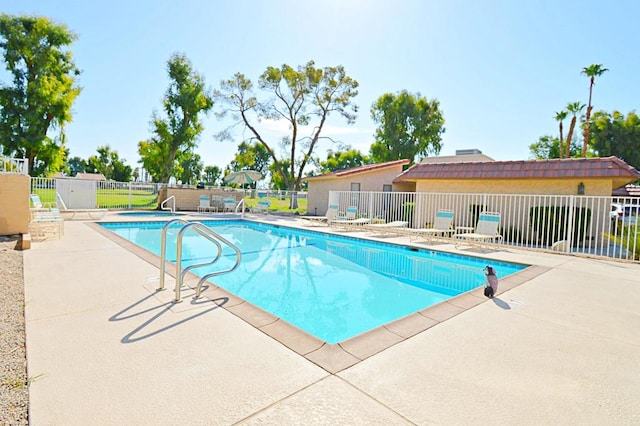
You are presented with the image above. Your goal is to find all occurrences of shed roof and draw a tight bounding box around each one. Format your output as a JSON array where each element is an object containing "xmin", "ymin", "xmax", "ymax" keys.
[
  {"xmin": 75, "ymin": 173, "xmax": 107, "ymax": 181},
  {"xmin": 304, "ymin": 159, "xmax": 410, "ymax": 180},
  {"xmin": 395, "ymin": 157, "xmax": 640, "ymax": 188}
]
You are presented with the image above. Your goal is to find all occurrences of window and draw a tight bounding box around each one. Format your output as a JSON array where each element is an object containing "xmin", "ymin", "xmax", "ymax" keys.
[
  {"xmin": 350, "ymin": 183, "xmax": 360, "ymax": 191},
  {"xmin": 382, "ymin": 184, "xmax": 392, "ymax": 192}
]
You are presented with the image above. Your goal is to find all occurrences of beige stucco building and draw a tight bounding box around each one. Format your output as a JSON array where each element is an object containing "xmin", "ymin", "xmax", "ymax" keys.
[
  {"xmin": 303, "ymin": 159, "xmax": 410, "ymax": 216},
  {"xmin": 395, "ymin": 156, "xmax": 639, "ymax": 197}
]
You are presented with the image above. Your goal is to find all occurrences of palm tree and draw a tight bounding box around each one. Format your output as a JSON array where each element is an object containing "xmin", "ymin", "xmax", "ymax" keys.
[
  {"xmin": 581, "ymin": 64, "xmax": 609, "ymax": 156},
  {"xmin": 555, "ymin": 110, "xmax": 568, "ymax": 158},
  {"xmin": 565, "ymin": 102, "xmax": 585, "ymax": 158}
]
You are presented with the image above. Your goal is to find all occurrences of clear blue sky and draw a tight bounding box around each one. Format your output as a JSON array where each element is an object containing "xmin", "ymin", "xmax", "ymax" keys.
[{"xmin": 2, "ymin": 0, "xmax": 639, "ymax": 172}]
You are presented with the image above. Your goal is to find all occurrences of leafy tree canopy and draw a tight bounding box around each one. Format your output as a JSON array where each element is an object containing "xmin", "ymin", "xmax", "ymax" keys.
[
  {"xmin": 86, "ymin": 145, "xmax": 132, "ymax": 181},
  {"xmin": 318, "ymin": 149, "xmax": 371, "ymax": 174},
  {"xmin": 173, "ymin": 150, "xmax": 203, "ymax": 185},
  {"xmin": 0, "ymin": 14, "xmax": 81, "ymax": 176},
  {"xmin": 369, "ymin": 90, "xmax": 444, "ymax": 164},
  {"xmin": 590, "ymin": 110, "xmax": 640, "ymax": 170},
  {"xmin": 138, "ymin": 53, "xmax": 213, "ymax": 182},
  {"xmin": 214, "ymin": 60, "xmax": 359, "ymax": 195},
  {"xmin": 66, "ymin": 156, "xmax": 86, "ymax": 176},
  {"xmin": 229, "ymin": 141, "xmax": 271, "ymax": 178},
  {"xmin": 529, "ymin": 135, "xmax": 580, "ymax": 159},
  {"xmin": 203, "ymin": 165, "xmax": 221, "ymax": 185}
]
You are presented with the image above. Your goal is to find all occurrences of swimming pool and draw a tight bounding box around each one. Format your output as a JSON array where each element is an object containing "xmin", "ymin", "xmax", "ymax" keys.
[{"xmin": 101, "ymin": 220, "xmax": 526, "ymax": 343}]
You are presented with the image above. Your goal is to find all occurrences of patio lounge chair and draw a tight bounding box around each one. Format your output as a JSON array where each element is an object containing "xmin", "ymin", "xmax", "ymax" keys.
[
  {"xmin": 300, "ymin": 204, "xmax": 338, "ymax": 226},
  {"xmin": 364, "ymin": 220, "xmax": 409, "ymax": 235},
  {"xmin": 253, "ymin": 199, "xmax": 270, "ymax": 214},
  {"xmin": 408, "ymin": 209, "xmax": 455, "ymax": 241},
  {"xmin": 454, "ymin": 211, "xmax": 502, "ymax": 247},
  {"xmin": 29, "ymin": 194, "xmax": 64, "ymax": 240},
  {"xmin": 55, "ymin": 193, "xmax": 107, "ymax": 220},
  {"xmin": 330, "ymin": 206, "xmax": 371, "ymax": 229}
]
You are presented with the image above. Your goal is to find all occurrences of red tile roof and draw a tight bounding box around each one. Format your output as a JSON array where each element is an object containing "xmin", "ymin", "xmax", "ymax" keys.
[
  {"xmin": 395, "ymin": 156, "xmax": 640, "ymax": 182},
  {"xmin": 305, "ymin": 159, "xmax": 410, "ymax": 180}
]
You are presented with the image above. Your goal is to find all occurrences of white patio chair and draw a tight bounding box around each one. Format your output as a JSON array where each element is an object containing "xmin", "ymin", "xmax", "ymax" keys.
[
  {"xmin": 253, "ymin": 199, "xmax": 270, "ymax": 214},
  {"xmin": 364, "ymin": 220, "xmax": 409, "ymax": 235},
  {"xmin": 55, "ymin": 192, "xmax": 107, "ymax": 220},
  {"xmin": 408, "ymin": 209, "xmax": 455, "ymax": 241},
  {"xmin": 223, "ymin": 198, "xmax": 237, "ymax": 213},
  {"xmin": 301, "ymin": 204, "xmax": 338, "ymax": 226},
  {"xmin": 197, "ymin": 195, "xmax": 211, "ymax": 212},
  {"xmin": 29, "ymin": 194, "xmax": 64, "ymax": 240},
  {"xmin": 454, "ymin": 211, "xmax": 502, "ymax": 247}
]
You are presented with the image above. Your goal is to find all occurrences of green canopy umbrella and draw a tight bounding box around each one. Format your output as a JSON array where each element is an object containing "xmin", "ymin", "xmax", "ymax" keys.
[{"xmin": 224, "ymin": 170, "xmax": 262, "ymax": 187}]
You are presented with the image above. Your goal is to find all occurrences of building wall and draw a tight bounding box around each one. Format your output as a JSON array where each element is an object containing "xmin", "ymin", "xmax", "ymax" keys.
[
  {"xmin": 306, "ymin": 166, "xmax": 404, "ymax": 215},
  {"xmin": 0, "ymin": 174, "xmax": 30, "ymax": 235},
  {"xmin": 415, "ymin": 178, "xmax": 613, "ymax": 196}
]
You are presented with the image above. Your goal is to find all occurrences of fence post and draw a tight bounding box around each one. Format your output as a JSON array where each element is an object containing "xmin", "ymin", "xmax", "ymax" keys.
[
  {"xmin": 128, "ymin": 182, "xmax": 132, "ymax": 209},
  {"xmin": 566, "ymin": 195, "xmax": 575, "ymax": 253}
]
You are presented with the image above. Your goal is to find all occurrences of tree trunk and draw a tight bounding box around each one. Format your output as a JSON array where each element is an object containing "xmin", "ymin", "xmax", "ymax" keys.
[
  {"xmin": 583, "ymin": 78, "xmax": 595, "ymax": 157},
  {"xmin": 559, "ymin": 122, "xmax": 564, "ymax": 159},
  {"xmin": 566, "ymin": 117, "xmax": 577, "ymax": 158}
]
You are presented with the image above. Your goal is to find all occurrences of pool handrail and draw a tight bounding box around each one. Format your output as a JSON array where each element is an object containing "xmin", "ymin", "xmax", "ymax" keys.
[
  {"xmin": 160, "ymin": 195, "xmax": 175, "ymax": 213},
  {"xmin": 175, "ymin": 222, "xmax": 241, "ymax": 303},
  {"xmin": 157, "ymin": 219, "xmax": 242, "ymax": 303}
]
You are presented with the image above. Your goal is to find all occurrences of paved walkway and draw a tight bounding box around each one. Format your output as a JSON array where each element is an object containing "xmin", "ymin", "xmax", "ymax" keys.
[{"xmin": 24, "ymin": 216, "xmax": 640, "ymax": 425}]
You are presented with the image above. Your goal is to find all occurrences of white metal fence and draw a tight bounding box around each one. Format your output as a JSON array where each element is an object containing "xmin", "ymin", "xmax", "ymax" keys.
[
  {"xmin": 30, "ymin": 177, "xmax": 308, "ymax": 209},
  {"xmin": 330, "ymin": 190, "xmax": 640, "ymax": 262},
  {"xmin": 31, "ymin": 177, "xmax": 160, "ymax": 209},
  {"xmin": 25, "ymin": 175, "xmax": 640, "ymax": 262},
  {"xmin": 1, "ymin": 157, "xmax": 28, "ymax": 175}
]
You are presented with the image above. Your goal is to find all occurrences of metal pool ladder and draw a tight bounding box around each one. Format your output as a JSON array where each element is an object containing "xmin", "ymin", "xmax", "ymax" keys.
[{"xmin": 157, "ymin": 219, "xmax": 242, "ymax": 303}]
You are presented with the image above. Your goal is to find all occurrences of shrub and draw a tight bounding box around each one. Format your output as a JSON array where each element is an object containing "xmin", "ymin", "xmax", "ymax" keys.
[{"xmin": 529, "ymin": 205, "xmax": 592, "ymax": 246}]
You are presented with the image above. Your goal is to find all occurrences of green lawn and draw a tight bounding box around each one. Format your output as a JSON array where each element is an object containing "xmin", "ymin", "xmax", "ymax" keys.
[{"xmin": 32, "ymin": 188, "xmax": 158, "ymax": 209}]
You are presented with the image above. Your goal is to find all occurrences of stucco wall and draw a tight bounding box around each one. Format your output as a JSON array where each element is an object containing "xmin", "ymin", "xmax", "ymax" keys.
[
  {"xmin": 0, "ymin": 174, "xmax": 30, "ymax": 235},
  {"xmin": 306, "ymin": 166, "xmax": 404, "ymax": 215},
  {"xmin": 415, "ymin": 178, "xmax": 613, "ymax": 196},
  {"xmin": 160, "ymin": 187, "xmax": 243, "ymax": 211}
]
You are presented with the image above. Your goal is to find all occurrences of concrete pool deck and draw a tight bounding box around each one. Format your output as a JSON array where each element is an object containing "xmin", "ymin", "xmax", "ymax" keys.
[{"xmin": 24, "ymin": 213, "xmax": 640, "ymax": 424}]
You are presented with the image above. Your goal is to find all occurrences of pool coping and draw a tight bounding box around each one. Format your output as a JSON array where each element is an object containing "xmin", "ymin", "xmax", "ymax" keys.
[{"xmin": 88, "ymin": 218, "xmax": 550, "ymax": 374}]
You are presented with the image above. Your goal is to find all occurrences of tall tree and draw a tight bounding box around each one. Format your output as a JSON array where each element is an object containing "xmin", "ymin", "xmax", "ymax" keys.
[
  {"xmin": 229, "ymin": 141, "xmax": 271, "ymax": 178},
  {"xmin": 138, "ymin": 53, "xmax": 213, "ymax": 183},
  {"xmin": 590, "ymin": 110, "xmax": 640, "ymax": 170},
  {"xmin": 203, "ymin": 165, "xmax": 221, "ymax": 186},
  {"xmin": 175, "ymin": 150, "xmax": 203, "ymax": 185},
  {"xmin": 214, "ymin": 60, "xmax": 359, "ymax": 197},
  {"xmin": 370, "ymin": 91, "xmax": 444, "ymax": 163},
  {"xmin": 555, "ymin": 110, "xmax": 568, "ymax": 159},
  {"xmin": 581, "ymin": 64, "xmax": 608, "ymax": 157},
  {"xmin": 0, "ymin": 15, "xmax": 81, "ymax": 175},
  {"xmin": 564, "ymin": 102, "xmax": 585, "ymax": 158},
  {"xmin": 86, "ymin": 145, "xmax": 131, "ymax": 181},
  {"xmin": 318, "ymin": 149, "xmax": 371, "ymax": 173},
  {"xmin": 529, "ymin": 135, "xmax": 580, "ymax": 159},
  {"xmin": 67, "ymin": 156, "xmax": 86, "ymax": 176}
]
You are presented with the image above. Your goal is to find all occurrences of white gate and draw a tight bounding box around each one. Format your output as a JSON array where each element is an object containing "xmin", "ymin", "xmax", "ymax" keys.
[{"xmin": 56, "ymin": 178, "xmax": 98, "ymax": 209}]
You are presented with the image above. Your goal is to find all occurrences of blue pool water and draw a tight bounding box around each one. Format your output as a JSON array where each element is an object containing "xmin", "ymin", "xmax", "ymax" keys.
[{"xmin": 100, "ymin": 220, "xmax": 527, "ymax": 343}]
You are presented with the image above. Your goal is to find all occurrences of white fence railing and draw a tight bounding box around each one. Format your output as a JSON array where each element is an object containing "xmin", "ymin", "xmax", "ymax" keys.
[
  {"xmin": 330, "ymin": 190, "xmax": 639, "ymax": 263},
  {"xmin": 1, "ymin": 157, "xmax": 28, "ymax": 175},
  {"xmin": 31, "ymin": 177, "xmax": 161, "ymax": 209},
  {"xmin": 25, "ymin": 176, "xmax": 639, "ymax": 262}
]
